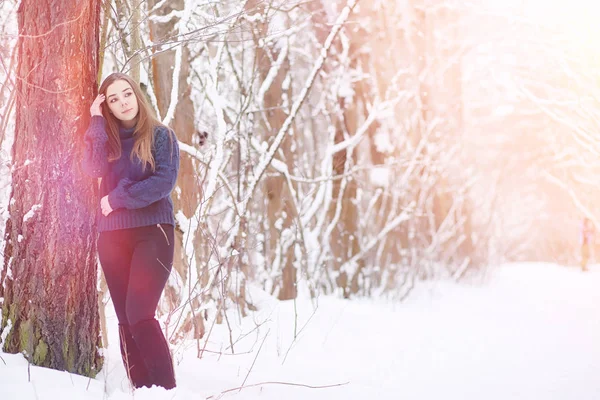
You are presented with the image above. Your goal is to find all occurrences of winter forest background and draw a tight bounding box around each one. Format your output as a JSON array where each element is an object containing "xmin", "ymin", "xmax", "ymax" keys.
[{"xmin": 1, "ymin": 0, "xmax": 600, "ymax": 393}]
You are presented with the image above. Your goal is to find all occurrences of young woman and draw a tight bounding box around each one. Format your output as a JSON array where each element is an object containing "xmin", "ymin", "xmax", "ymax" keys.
[{"xmin": 81, "ymin": 72, "xmax": 179, "ymax": 390}]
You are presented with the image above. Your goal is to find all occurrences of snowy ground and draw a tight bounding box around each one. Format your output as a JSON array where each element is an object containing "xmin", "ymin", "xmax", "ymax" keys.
[{"xmin": 2, "ymin": 262, "xmax": 600, "ymax": 400}]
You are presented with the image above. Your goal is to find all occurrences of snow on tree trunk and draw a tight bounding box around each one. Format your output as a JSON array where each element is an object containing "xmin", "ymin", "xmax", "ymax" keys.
[
  {"xmin": 248, "ymin": 1, "xmax": 298, "ymax": 301},
  {"xmin": 148, "ymin": 0, "xmax": 199, "ymax": 219},
  {"xmin": 0, "ymin": 0, "xmax": 103, "ymax": 376},
  {"xmin": 147, "ymin": 0, "xmax": 205, "ymax": 338},
  {"xmin": 329, "ymin": 115, "xmax": 361, "ymax": 298}
]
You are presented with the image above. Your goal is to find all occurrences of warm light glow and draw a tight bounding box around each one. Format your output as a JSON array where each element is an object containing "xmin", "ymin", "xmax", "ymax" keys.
[{"xmin": 523, "ymin": 0, "xmax": 600, "ymax": 52}]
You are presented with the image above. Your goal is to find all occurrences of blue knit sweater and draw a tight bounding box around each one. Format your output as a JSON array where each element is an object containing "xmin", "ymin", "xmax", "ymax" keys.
[{"xmin": 81, "ymin": 116, "xmax": 180, "ymax": 232}]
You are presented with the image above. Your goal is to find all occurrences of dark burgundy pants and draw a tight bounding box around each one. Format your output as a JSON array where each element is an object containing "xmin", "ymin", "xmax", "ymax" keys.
[{"xmin": 98, "ymin": 223, "xmax": 176, "ymax": 389}]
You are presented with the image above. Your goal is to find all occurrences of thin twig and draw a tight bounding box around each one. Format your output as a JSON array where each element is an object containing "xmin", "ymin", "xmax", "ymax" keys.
[
  {"xmin": 198, "ymin": 348, "xmax": 254, "ymax": 356},
  {"xmin": 239, "ymin": 328, "xmax": 270, "ymax": 391},
  {"xmin": 282, "ymin": 305, "xmax": 318, "ymax": 365},
  {"xmin": 208, "ymin": 379, "xmax": 350, "ymax": 399}
]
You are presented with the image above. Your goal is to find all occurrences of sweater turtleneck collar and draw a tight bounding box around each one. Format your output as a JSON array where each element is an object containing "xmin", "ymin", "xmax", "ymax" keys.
[{"xmin": 119, "ymin": 124, "xmax": 136, "ymax": 139}]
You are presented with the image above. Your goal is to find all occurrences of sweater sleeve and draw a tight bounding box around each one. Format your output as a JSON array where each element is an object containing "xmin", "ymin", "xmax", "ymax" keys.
[
  {"xmin": 81, "ymin": 116, "xmax": 110, "ymax": 177},
  {"xmin": 108, "ymin": 128, "xmax": 180, "ymax": 210}
]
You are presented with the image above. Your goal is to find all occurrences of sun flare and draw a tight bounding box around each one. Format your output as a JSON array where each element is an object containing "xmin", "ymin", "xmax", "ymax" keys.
[{"xmin": 523, "ymin": 0, "xmax": 600, "ymax": 51}]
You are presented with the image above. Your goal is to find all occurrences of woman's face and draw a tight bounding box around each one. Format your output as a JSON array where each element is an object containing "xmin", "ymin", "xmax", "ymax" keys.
[{"xmin": 105, "ymin": 79, "xmax": 139, "ymax": 128}]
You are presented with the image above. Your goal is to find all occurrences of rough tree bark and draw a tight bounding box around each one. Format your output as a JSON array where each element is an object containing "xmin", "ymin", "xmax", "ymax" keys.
[{"xmin": 0, "ymin": 0, "xmax": 103, "ymax": 376}]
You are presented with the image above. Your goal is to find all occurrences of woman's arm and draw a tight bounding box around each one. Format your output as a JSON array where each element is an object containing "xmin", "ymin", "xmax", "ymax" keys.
[
  {"xmin": 81, "ymin": 116, "xmax": 110, "ymax": 177},
  {"xmin": 107, "ymin": 127, "xmax": 180, "ymax": 210}
]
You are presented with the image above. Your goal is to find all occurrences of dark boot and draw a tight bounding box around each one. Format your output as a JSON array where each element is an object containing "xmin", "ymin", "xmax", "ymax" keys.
[
  {"xmin": 130, "ymin": 319, "xmax": 176, "ymax": 389},
  {"xmin": 119, "ymin": 324, "xmax": 152, "ymax": 389}
]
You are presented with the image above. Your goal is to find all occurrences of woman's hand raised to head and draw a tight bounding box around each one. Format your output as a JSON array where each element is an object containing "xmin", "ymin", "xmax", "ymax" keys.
[{"xmin": 90, "ymin": 94, "xmax": 105, "ymax": 117}]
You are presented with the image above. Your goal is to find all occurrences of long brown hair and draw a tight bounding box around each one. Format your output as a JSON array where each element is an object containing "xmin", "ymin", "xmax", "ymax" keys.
[{"xmin": 98, "ymin": 72, "xmax": 166, "ymax": 171}]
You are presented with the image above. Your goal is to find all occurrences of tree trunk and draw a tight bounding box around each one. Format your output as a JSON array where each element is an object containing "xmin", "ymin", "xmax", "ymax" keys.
[
  {"xmin": 147, "ymin": 0, "xmax": 205, "ymax": 337},
  {"xmin": 0, "ymin": 0, "xmax": 103, "ymax": 376},
  {"xmin": 148, "ymin": 0, "xmax": 199, "ymax": 219},
  {"xmin": 248, "ymin": 2, "xmax": 297, "ymax": 300},
  {"xmin": 330, "ymin": 109, "xmax": 361, "ymax": 298},
  {"xmin": 413, "ymin": 2, "xmax": 475, "ymax": 272},
  {"xmin": 302, "ymin": 0, "xmax": 360, "ymax": 297},
  {"xmin": 129, "ymin": 0, "xmax": 142, "ymax": 82}
]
